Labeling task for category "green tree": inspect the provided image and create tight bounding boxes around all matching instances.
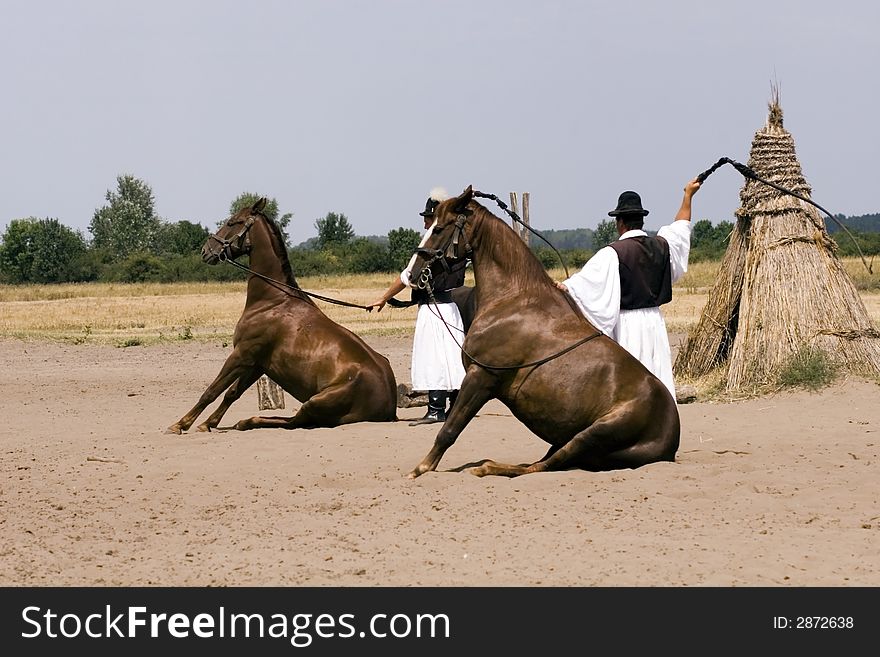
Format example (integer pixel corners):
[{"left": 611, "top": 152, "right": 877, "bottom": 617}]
[
  {"left": 345, "top": 237, "right": 392, "bottom": 273},
  {"left": 0, "top": 217, "right": 87, "bottom": 283},
  {"left": 593, "top": 218, "right": 618, "bottom": 250},
  {"left": 156, "top": 220, "right": 210, "bottom": 256},
  {"left": 835, "top": 231, "right": 880, "bottom": 258},
  {"left": 315, "top": 212, "right": 355, "bottom": 250},
  {"left": 715, "top": 221, "right": 734, "bottom": 239},
  {"left": 227, "top": 192, "right": 292, "bottom": 246},
  {"left": 690, "top": 219, "right": 733, "bottom": 261},
  {"left": 89, "top": 174, "right": 163, "bottom": 260},
  {"left": 691, "top": 219, "right": 715, "bottom": 247},
  {"left": 106, "top": 252, "right": 166, "bottom": 283},
  {"left": 387, "top": 227, "right": 421, "bottom": 271},
  {"left": 289, "top": 247, "right": 342, "bottom": 276},
  {"left": 0, "top": 219, "right": 37, "bottom": 283}
]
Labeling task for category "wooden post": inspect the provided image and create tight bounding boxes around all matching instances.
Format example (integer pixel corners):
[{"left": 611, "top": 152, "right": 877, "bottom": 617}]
[
  {"left": 509, "top": 192, "right": 521, "bottom": 241},
  {"left": 256, "top": 375, "right": 285, "bottom": 410},
  {"left": 509, "top": 191, "right": 530, "bottom": 245},
  {"left": 396, "top": 383, "right": 428, "bottom": 408}
]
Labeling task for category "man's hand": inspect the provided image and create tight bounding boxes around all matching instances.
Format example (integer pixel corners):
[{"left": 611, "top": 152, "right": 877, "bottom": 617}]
[
  {"left": 366, "top": 299, "right": 387, "bottom": 313},
  {"left": 555, "top": 282, "right": 568, "bottom": 293}
]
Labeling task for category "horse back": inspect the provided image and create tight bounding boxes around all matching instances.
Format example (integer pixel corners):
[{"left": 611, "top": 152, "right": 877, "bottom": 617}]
[
  {"left": 234, "top": 297, "right": 397, "bottom": 406},
  {"left": 466, "top": 297, "right": 678, "bottom": 442}
]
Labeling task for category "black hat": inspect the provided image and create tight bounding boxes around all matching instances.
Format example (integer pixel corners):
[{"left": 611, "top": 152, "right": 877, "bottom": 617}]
[
  {"left": 419, "top": 198, "right": 440, "bottom": 218},
  {"left": 608, "top": 191, "right": 649, "bottom": 217}
]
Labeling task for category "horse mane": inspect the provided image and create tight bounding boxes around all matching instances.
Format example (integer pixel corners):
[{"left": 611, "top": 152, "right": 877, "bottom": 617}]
[
  {"left": 251, "top": 211, "right": 317, "bottom": 306},
  {"left": 256, "top": 212, "right": 299, "bottom": 287},
  {"left": 470, "top": 201, "right": 555, "bottom": 290}
]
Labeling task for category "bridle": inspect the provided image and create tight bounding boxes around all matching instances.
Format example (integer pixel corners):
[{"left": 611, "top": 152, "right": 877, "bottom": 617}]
[
  {"left": 414, "top": 212, "right": 472, "bottom": 290},
  {"left": 205, "top": 215, "right": 256, "bottom": 262},
  {"left": 413, "top": 207, "right": 602, "bottom": 372},
  {"left": 206, "top": 212, "right": 373, "bottom": 310}
]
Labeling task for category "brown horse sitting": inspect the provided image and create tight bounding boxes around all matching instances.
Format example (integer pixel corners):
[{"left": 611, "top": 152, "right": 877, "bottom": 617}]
[
  {"left": 406, "top": 186, "right": 680, "bottom": 478},
  {"left": 166, "top": 198, "right": 397, "bottom": 434}
]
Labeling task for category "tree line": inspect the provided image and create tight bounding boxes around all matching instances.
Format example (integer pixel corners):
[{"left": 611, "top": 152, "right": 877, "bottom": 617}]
[
  {"left": 2, "top": 174, "right": 878, "bottom": 285},
  {"left": 0, "top": 175, "right": 425, "bottom": 284}
]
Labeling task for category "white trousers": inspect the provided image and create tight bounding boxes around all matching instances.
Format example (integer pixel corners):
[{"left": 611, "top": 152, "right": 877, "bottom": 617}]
[
  {"left": 410, "top": 302, "right": 467, "bottom": 392},
  {"left": 613, "top": 307, "right": 676, "bottom": 398}
]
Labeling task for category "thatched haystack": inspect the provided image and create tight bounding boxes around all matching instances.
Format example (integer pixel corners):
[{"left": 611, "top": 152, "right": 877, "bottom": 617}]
[{"left": 674, "top": 97, "right": 880, "bottom": 390}]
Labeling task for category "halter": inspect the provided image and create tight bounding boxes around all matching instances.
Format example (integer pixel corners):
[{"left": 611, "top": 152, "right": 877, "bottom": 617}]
[{"left": 205, "top": 215, "right": 256, "bottom": 262}]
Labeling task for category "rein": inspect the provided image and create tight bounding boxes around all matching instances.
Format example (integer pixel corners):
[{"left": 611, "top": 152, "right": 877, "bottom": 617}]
[
  {"left": 206, "top": 216, "right": 372, "bottom": 310},
  {"left": 697, "top": 157, "right": 873, "bottom": 274},
  {"left": 215, "top": 256, "right": 373, "bottom": 309}
]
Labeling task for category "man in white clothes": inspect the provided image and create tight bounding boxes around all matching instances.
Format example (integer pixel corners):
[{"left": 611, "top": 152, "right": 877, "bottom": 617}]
[
  {"left": 557, "top": 179, "right": 701, "bottom": 398},
  {"left": 368, "top": 188, "right": 467, "bottom": 425}
]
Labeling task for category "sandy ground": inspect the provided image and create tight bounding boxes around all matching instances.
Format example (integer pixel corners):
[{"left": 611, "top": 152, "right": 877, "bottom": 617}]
[{"left": 1, "top": 335, "right": 878, "bottom": 587}]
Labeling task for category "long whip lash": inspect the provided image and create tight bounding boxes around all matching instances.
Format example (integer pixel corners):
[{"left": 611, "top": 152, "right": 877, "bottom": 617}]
[{"left": 696, "top": 157, "right": 872, "bottom": 274}]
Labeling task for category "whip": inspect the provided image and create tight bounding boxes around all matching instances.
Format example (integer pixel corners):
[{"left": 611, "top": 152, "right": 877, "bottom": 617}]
[{"left": 695, "top": 157, "right": 872, "bottom": 273}]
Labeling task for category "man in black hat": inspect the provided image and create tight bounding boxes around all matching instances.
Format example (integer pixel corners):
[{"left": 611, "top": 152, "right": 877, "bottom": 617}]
[
  {"left": 368, "top": 188, "right": 467, "bottom": 425},
  {"left": 556, "top": 178, "right": 701, "bottom": 399}
]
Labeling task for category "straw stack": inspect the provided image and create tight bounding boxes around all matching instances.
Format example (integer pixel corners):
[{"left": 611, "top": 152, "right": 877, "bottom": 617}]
[{"left": 674, "top": 96, "right": 880, "bottom": 390}]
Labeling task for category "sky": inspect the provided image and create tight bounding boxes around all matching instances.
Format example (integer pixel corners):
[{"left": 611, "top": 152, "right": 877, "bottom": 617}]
[{"left": 2, "top": 0, "right": 878, "bottom": 245}]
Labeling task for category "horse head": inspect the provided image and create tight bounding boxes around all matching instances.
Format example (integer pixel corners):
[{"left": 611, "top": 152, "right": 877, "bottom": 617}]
[
  {"left": 410, "top": 185, "right": 475, "bottom": 291},
  {"left": 202, "top": 197, "right": 267, "bottom": 264}
]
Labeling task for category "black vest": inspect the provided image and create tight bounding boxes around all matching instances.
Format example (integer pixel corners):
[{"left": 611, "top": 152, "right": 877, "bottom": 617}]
[
  {"left": 609, "top": 236, "right": 673, "bottom": 309},
  {"left": 411, "top": 259, "right": 467, "bottom": 305}
]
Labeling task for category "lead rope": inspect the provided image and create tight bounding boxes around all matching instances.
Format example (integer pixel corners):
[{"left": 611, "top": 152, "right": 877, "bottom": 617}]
[{"left": 219, "top": 256, "right": 373, "bottom": 309}]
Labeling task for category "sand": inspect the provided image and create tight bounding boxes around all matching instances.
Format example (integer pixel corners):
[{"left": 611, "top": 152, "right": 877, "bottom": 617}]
[{"left": 1, "top": 336, "right": 878, "bottom": 586}]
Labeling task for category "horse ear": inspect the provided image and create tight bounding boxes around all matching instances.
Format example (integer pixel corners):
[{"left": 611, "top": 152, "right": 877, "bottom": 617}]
[
  {"left": 452, "top": 185, "right": 473, "bottom": 213},
  {"left": 252, "top": 197, "right": 267, "bottom": 213}
]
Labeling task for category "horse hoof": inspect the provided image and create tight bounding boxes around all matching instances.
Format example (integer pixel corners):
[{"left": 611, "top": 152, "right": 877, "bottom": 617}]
[
  {"left": 165, "top": 425, "right": 183, "bottom": 435},
  {"left": 195, "top": 424, "right": 211, "bottom": 433},
  {"left": 407, "top": 467, "right": 429, "bottom": 479}
]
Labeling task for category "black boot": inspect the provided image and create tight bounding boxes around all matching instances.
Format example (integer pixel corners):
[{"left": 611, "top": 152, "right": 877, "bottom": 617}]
[
  {"left": 409, "top": 390, "right": 447, "bottom": 426},
  {"left": 447, "top": 389, "right": 459, "bottom": 412}
]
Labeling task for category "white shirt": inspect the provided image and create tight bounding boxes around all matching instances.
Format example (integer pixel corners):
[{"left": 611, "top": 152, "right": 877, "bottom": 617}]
[{"left": 562, "top": 220, "right": 692, "bottom": 397}]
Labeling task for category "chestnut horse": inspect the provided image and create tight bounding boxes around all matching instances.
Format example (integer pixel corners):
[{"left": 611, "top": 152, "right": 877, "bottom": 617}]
[
  {"left": 406, "top": 186, "right": 680, "bottom": 478},
  {"left": 166, "top": 198, "right": 397, "bottom": 434}
]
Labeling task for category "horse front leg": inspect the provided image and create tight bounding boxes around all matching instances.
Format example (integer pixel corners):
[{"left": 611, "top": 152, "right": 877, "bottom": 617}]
[
  {"left": 165, "top": 352, "right": 250, "bottom": 434},
  {"left": 408, "top": 369, "right": 495, "bottom": 479},
  {"left": 196, "top": 367, "right": 263, "bottom": 432}
]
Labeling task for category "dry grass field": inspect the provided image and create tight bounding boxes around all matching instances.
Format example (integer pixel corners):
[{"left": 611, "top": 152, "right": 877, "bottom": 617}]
[{"left": 1, "top": 259, "right": 877, "bottom": 345}]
